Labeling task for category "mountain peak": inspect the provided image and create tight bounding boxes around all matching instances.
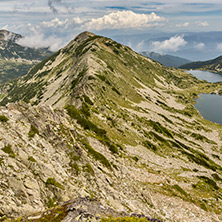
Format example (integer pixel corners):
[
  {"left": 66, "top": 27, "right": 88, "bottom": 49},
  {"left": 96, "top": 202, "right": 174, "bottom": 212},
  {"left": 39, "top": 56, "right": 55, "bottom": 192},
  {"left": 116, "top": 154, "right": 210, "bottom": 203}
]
[
  {"left": 75, "top": 31, "right": 96, "bottom": 40},
  {"left": 0, "top": 29, "right": 22, "bottom": 42}
]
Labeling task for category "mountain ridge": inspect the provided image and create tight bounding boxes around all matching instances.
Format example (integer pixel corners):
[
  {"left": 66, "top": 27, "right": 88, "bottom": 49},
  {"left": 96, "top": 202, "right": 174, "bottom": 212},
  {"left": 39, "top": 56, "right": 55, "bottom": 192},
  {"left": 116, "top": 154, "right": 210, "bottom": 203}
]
[
  {"left": 0, "top": 30, "right": 52, "bottom": 84},
  {"left": 0, "top": 29, "right": 22, "bottom": 42},
  {"left": 141, "top": 51, "right": 191, "bottom": 67},
  {"left": 1, "top": 31, "right": 222, "bottom": 221},
  {"left": 180, "top": 55, "right": 222, "bottom": 73}
]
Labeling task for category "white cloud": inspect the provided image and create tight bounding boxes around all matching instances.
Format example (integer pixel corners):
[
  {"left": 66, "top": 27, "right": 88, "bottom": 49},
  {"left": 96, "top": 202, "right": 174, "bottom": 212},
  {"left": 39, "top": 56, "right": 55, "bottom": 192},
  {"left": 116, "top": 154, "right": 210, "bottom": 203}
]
[
  {"left": 176, "top": 22, "right": 190, "bottom": 27},
  {"left": 135, "top": 40, "right": 145, "bottom": 51},
  {"left": 41, "top": 18, "right": 69, "bottom": 28},
  {"left": 72, "top": 17, "right": 85, "bottom": 25},
  {"left": 10, "top": 16, "right": 87, "bottom": 51},
  {"left": 84, "top": 11, "right": 165, "bottom": 30},
  {"left": 16, "top": 34, "right": 63, "bottom": 51},
  {"left": 194, "top": 42, "right": 205, "bottom": 50},
  {"left": 151, "top": 35, "right": 187, "bottom": 53},
  {"left": 217, "top": 43, "right": 222, "bottom": 51},
  {"left": 39, "top": 17, "right": 85, "bottom": 30},
  {"left": 196, "top": 21, "right": 209, "bottom": 27}
]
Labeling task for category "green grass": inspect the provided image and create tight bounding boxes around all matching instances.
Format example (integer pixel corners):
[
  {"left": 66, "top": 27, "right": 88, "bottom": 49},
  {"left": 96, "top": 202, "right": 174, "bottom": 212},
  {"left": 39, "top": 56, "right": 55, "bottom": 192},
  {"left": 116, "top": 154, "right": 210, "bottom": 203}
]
[
  {"left": 66, "top": 105, "right": 119, "bottom": 154},
  {"left": 21, "top": 205, "right": 68, "bottom": 222},
  {"left": 83, "top": 95, "right": 94, "bottom": 105},
  {"left": 191, "top": 132, "right": 216, "bottom": 144},
  {"left": 66, "top": 105, "right": 106, "bottom": 135},
  {"left": 81, "top": 102, "right": 91, "bottom": 117},
  {"left": 148, "top": 120, "right": 173, "bottom": 138},
  {"left": 70, "top": 68, "right": 87, "bottom": 89},
  {"left": 28, "top": 50, "right": 60, "bottom": 76},
  {"left": 197, "top": 176, "right": 219, "bottom": 190},
  {"left": 75, "top": 35, "right": 101, "bottom": 56},
  {"left": 2, "top": 144, "right": 15, "bottom": 158},
  {"left": 47, "top": 197, "right": 57, "bottom": 208},
  {"left": 28, "top": 124, "right": 39, "bottom": 138},
  {"left": 181, "top": 149, "right": 219, "bottom": 172},
  {"left": 83, "top": 163, "right": 95, "bottom": 176},
  {"left": 101, "top": 217, "right": 149, "bottom": 222},
  {"left": 0, "top": 59, "right": 33, "bottom": 84},
  {"left": 96, "top": 73, "right": 112, "bottom": 86},
  {"left": 28, "top": 156, "right": 36, "bottom": 162},
  {"left": 45, "top": 178, "right": 64, "bottom": 190},
  {"left": 82, "top": 141, "right": 111, "bottom": 169},
  {"left": 0, "top": 115, "right": 9, "bottom": 122},
  {"left": 143, "top": 140, "right": 158, "bottom": 151},
  {"left": 172, "top": 184, "right": 188, "bottom": 196},
  {"left": 70, "top": 162, "right": 80, "bottom": 175},
  {"left": 112, "top": 86, "right": 121, "bottom": 95}
]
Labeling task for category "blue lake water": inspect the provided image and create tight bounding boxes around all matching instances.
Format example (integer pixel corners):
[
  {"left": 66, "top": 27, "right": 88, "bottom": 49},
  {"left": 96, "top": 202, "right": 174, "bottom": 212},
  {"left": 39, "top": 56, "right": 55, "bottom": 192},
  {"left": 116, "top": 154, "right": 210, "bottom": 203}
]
[
  {"left": 194, "top": 94, "right": 222, "bottom": 124},
  {"left": 187, "top": 70, "right": 222, "bottom": 83},
  {"left": 187, "top": 70, "right": 222, "bottom": 124}
]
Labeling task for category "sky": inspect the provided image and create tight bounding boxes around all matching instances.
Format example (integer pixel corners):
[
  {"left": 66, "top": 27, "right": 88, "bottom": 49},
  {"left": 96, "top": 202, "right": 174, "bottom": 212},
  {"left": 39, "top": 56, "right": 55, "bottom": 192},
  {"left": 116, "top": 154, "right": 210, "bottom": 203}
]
[{"left": 1, "top": 0, "right": 222, "bottom": 56}]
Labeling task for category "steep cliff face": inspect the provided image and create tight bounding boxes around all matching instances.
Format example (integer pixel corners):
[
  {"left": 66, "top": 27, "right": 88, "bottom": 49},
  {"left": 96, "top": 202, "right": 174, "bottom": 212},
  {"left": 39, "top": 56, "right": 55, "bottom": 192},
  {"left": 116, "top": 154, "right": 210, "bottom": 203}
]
[{"left": 1, "top": 32, "right": 222, "bottom": 222}]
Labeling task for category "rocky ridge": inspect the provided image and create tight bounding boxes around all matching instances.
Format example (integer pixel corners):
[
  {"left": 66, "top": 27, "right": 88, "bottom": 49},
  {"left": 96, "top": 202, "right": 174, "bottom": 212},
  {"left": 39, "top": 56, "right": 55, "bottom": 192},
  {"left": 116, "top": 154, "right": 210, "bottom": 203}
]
[{"left": 1, "top": 32, "right": 222, "bottom": 221}]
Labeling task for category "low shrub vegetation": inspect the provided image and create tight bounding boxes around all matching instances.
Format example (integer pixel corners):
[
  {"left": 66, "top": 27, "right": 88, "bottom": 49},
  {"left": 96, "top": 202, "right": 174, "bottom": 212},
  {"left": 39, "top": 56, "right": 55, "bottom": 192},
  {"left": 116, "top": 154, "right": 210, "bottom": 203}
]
[
  {"left": 46, "top": 178, "right": 64, "bottom": 190},
  {"left": 0, "top": 115, "right": 9, "bottom": 122}
]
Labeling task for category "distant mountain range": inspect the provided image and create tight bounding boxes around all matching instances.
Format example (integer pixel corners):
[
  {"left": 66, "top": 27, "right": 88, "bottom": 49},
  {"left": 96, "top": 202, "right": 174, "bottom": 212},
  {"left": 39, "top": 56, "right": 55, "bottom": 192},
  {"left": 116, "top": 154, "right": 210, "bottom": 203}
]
[
  {"left": 180, "top": 55, "right": 222, "bottom": 73},
  {"left": 113, "top": 31, "right": 222, "bottom": 61},
  {"left": 141, "top": 51, "right": 191, "bottom": 67},
  {"left": 0, "top": 30, "right": 52, "bottom": 84}
]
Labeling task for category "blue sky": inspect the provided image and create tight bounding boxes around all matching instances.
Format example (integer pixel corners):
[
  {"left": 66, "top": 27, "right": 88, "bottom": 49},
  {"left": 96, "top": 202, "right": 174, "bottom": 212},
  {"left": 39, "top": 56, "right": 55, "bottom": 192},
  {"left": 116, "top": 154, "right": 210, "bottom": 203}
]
[{"left": 1, "top": 0, "right": 222, "bottom": 53}]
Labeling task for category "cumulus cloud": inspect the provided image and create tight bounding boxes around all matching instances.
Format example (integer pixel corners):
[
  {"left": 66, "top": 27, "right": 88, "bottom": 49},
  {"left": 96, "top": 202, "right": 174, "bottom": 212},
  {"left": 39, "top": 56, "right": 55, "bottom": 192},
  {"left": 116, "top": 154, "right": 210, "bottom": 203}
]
[
  {"left": 84, "top": 11, "right": 165, "bottom": 30},
  {"left": 194, "top": 42, "right": 205, "bottom": 50},
  {"left": 151, "top": 35, "right": 187, "bottom": 53},
  {"left": 196, "top": 21, "right": 209, "bottom": 27},
  {"left": 217, "top": 43, "right": 222, "bottom": 51},
  {"left": 135, "top": 40, "right": 145, "bottom": 51},
  {"left": 39, "top": 17, "right": 85, "bottom": 30},
  {"left": 16, "top": 33, "right": 63, "bottom": 51},
  {"left": 41, "top": 18, "right": 69, "bottom": 28},
  {"left": 12, "top": 16, "right": 86, "bottom": 51},
  {"left": 176, "top": 22, "right": 189, "bottom": 27}
]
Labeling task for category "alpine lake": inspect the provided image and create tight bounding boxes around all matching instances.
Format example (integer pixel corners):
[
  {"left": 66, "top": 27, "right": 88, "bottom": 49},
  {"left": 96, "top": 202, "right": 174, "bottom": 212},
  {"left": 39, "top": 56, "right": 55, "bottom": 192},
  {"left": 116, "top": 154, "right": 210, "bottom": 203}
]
[{"left": 187, "top": 70, "right": 222, "bottom": 124}]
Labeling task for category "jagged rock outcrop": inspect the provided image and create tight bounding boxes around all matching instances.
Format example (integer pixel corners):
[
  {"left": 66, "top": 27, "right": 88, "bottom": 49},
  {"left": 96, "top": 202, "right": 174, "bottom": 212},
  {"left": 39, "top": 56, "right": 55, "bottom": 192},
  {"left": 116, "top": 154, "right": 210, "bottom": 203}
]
[{"left": 1, "top": 32, "right": 222, "bottom": 222}]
